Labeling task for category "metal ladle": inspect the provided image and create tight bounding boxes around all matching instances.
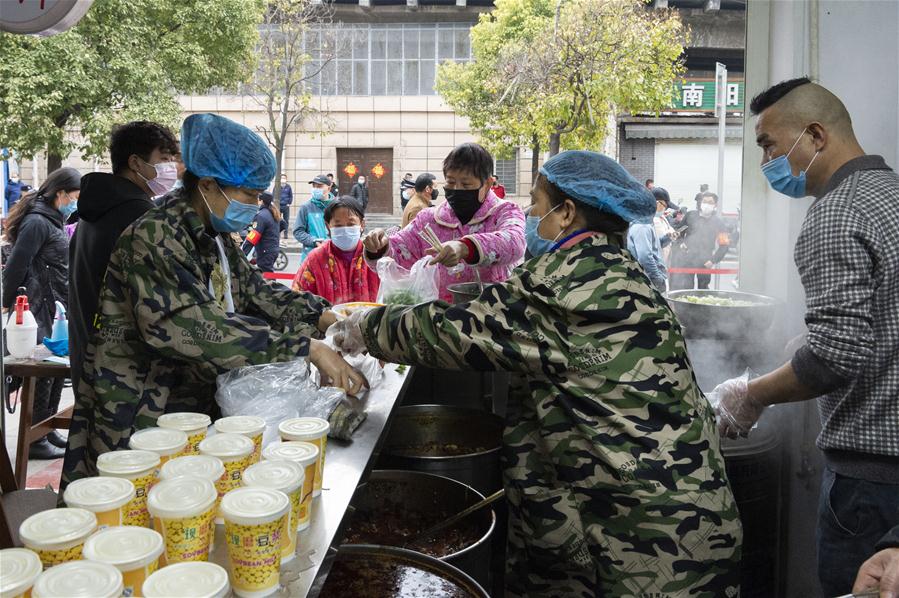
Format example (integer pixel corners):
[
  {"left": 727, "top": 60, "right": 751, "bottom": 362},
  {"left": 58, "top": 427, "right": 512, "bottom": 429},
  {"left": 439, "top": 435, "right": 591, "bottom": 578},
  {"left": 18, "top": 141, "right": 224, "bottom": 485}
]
[{"left": 403, "top": 488, "right": 505, "bottom": 549}]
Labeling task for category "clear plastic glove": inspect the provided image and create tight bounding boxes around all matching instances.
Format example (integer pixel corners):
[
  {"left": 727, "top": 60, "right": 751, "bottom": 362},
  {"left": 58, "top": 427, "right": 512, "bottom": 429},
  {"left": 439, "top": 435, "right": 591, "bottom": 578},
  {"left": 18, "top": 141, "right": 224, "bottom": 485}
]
[
  {"left": 309, "top": 339, "right": 367, "bottom": 395},
  {"left": 328, "top": 309, "right": 368, "bottom": 356},
  {"left": 712, "top": 376, "right": 766, "bottom": 439}
]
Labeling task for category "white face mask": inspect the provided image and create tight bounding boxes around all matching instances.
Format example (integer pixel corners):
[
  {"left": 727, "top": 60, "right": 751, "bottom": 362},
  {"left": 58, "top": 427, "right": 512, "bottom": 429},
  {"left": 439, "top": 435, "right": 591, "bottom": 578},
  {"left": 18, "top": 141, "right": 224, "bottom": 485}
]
[
  {"left": 331, "top": 225, "right": 362, "bottom": 251},
  {"left": 700, "top": 203, "right": 715, "bottom": 216}
]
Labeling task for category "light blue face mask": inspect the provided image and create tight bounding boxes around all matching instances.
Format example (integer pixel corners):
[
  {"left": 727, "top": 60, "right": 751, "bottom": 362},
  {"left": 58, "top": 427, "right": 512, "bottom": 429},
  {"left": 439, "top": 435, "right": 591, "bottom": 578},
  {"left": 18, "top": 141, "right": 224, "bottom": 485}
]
[
  {"left": 200, "top": 182, "right": 258, "bottom": 233},
  {"left": 761, "top": 128, "right": 820, "bottom": 198},
  {"left": 59, "top": 195, "right": 78, "bottom": 219},
  {"left": 525, "top": 204, "right": 562, "bottom": 257}
]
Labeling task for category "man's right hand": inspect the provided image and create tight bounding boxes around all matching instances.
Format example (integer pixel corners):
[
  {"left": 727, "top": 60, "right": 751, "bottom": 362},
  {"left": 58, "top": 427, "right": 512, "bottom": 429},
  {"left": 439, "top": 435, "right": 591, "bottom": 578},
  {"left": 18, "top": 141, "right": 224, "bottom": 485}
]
[
  {"left": 363, "top": 229, "right": 389, "bottom": 255},
  {"left": 854, "top": 548, "right": 899, "bottom": 598}
]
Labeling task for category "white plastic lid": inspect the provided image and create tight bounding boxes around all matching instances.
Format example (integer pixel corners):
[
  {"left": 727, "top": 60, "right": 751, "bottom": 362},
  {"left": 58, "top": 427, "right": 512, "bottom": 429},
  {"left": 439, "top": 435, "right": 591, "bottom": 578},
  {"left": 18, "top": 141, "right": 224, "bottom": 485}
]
[
  {"left": 19, "top": 508, "right": 97, "bottom": 549},
  {"left": 241, "top": 460, "right": 304, "bottom": 494},
  {"left": 157, "top": 412, "right": 212, "bottom": 433},
  {"left": 213, "top": 415, "right": 265, "bottom": 436},
  {"left": 147, "top": 477, "right": 217, "bottom": 520},
  {"left": 160, "top": 455, "right": 225, "bottom": 483},
  {"left": 83, "top": 526, "right": 164, "bottom": 571},
  {"left": 198, "top": 433, "right": 254, "bottom": 459},
  {"left": 96, "top": 450, "right": 160, "bottom": 477},
  {"left": 142, "top": 562, "right": 230, "bottom": 598},
  {"left": 129, "top": 428, "right": 188, "bottom": 456},
  {"left": 220, "top": 487, "right": 289, "bottom": 526},
  {"left": 0, "top": 548, "right": 42, "bottom": 598},
  {"left": 32, "top": 560, "right": 124, "bottom": 598},
  {"left": 262, "top": 441, "right": 319, "bottom": 467},
  {"left": 278, "top": 417, "right": 330, "bottom": 441},
  {"left": 64, "top": 477, "right": 136, "bottom": 512}
]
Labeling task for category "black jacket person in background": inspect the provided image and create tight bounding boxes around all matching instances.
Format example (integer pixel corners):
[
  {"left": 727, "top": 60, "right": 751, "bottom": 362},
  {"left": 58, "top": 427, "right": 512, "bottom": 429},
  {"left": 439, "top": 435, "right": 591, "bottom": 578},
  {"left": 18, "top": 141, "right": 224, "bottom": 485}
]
[{"left": 669, "top": 191, "right": 730, "bottom": 290}]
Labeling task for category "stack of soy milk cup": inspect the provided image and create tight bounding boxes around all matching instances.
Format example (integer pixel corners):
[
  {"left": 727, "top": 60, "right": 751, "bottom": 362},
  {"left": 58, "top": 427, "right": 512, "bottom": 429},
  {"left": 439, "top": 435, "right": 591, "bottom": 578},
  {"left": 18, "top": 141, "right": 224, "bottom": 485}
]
[{"left": 0, "top": 414, "right": 331, "bottom": 598}]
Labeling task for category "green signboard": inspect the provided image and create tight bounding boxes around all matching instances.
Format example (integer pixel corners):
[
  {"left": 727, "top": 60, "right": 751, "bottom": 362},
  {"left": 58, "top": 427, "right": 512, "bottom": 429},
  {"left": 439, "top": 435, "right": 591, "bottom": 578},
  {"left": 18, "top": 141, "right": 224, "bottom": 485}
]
[{"left": 670, "top": 79, "right": 745, "bottom": 113}]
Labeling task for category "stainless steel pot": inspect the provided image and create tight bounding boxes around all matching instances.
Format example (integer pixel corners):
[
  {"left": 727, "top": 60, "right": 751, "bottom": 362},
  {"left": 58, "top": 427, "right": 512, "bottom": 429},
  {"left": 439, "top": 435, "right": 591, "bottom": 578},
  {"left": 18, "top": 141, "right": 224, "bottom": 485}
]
[
  {"left": 447, "top": 282, "right": 482, "bottom": 304},
  {"left": 376, "top": 405, "right": 504, "bottom": 495},
  {"left": 319, "top": 544, "right": 490, "bottom": 598},
  {"left": 665, "top": 289, "right": 781, "bottom": 339},
  {"left": 344, "top": 470, "right": 496, "bottom": 588}
]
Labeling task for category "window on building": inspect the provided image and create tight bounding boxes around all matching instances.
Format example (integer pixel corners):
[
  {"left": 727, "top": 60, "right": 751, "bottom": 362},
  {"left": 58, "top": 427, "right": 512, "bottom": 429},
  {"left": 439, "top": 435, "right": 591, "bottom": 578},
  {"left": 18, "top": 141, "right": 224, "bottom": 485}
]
[
  {"left": 494, "top": 151, "right": 518, "bottom": 195},
  {"left": 301, "top": 23, "right": 473, "bottom": 96}
]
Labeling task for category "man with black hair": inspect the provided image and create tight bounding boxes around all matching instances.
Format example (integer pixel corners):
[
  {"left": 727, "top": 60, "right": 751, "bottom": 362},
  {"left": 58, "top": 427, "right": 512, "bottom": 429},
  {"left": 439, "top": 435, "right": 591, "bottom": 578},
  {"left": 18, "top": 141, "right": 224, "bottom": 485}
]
[
  {"left": 401, "top": 172, "right": 437, "bottom": 227},
  {"left": 645, "top": 178, "right": 654, "bottom": 190},
  {"left": 327, "top": 173, "right": 339, "bottom": 197},
  {"left": 669, "top": 191, "right": 729, "bottom": 290},
  {"left": 278, "top": 173, "right": 293, "bottom": 239},
  {"left": 714, "top": 77, "right": 899, "bottom": 596},
  {"left": 399, "top": 172, "right": 415, "bottom": 209},
  {"left": 68, "top": 121, "right": 179, "bottom": 408}
]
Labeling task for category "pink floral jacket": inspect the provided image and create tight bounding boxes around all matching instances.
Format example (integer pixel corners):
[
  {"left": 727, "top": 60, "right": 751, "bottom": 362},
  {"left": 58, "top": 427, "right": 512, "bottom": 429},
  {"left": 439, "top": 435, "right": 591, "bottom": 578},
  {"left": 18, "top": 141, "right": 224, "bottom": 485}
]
[{"left": 370, "top": 191, "right": 526, "bottom": 302}]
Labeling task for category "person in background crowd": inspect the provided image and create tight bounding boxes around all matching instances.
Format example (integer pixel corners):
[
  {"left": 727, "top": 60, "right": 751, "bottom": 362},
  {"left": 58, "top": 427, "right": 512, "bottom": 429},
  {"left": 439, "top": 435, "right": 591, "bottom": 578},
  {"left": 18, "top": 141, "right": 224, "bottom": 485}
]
[
  {"left": 351, "top": 175, "right": 369, "bottom": 212},
  {"left": 854, "top": 524, "right": 899, "bottom": 597},
  {"left": 400, "top": 172, "right": 415, "bottom": 209},
  {"left": 334, "top": 150, "right": 741, "bottom": 598},
  {"left": 278, "top": 173, "right": 293, "bottom": 239},
  {"left": 490, "top": 174, "right": 506, "bottom": 199},
  {"left": 669, "top": 191, "right": 729, "bottom": 290},
  {"left": 645, "top": 178, "right": 654, "bottom": 189},
  {"left": 62, "top": 113, "right": 364, "bottom": 489},
  {"left": 293, "top": 196, "right": 379, "bottom": 304},
  {"left": 626, "top": 211, "right": 667, "bottom": 292},
  {"left": 401, "top": 172, "right": 437, "bottom": 228},
  {"left": 5, "top": 170, "right": 25, "bottom": 212},
  {"left": 363, "top": 143, "right": 525, "bottom": 302},
  {"left": 244, "top": 192, "right": 281, "bottom": 273},
  {"left": 327, "top": 173, "right": 339, "bottom": 197},
  {"left": 69, "top": 121, "right": 179, "bottom": 419},
  {"left": 652, "top": 187, "right": 678, "bottom": 263},
  {"left": 293, "top": 174, "right": 334, "bottom": 263},
  {"left": 2, "top": 168, "right": 81, "bottom": 459},
  {"left": 694, "top": 182, "right": 709, "bottom": 209},
  {"left": 713, "top": 78, "right": 899, "bottom": 597}
]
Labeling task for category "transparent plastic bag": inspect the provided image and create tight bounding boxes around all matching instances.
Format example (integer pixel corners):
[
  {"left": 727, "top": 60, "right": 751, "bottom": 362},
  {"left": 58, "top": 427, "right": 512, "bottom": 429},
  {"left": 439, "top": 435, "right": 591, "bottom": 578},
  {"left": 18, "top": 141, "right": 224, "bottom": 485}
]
[{"left": 376, "top": 257, "right": 439, "bottom": 306}]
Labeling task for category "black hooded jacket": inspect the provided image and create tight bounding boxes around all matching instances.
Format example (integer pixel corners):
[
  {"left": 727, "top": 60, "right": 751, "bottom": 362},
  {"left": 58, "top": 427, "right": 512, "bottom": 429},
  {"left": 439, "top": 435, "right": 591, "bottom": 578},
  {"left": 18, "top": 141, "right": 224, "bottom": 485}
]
[{"left": 68, "top": 173, "right": 152, "bottom": 386}]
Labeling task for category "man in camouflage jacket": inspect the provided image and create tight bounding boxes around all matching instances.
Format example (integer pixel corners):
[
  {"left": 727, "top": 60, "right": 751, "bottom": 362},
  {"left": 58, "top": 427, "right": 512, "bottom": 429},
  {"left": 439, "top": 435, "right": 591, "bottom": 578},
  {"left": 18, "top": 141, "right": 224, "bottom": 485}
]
[{"left": 345, "top": 234, "right": 743, "bottom": 597}]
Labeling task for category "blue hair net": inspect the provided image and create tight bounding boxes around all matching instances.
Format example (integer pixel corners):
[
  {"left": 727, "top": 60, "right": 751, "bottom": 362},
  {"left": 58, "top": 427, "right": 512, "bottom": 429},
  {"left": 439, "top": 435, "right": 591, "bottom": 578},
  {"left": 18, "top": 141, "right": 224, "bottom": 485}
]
[
  {"left": 539, "top": 151, "right": 656, "bottom": 223},
  {"left": 181, "top": 113, "right": 276, "bottom": 190}
]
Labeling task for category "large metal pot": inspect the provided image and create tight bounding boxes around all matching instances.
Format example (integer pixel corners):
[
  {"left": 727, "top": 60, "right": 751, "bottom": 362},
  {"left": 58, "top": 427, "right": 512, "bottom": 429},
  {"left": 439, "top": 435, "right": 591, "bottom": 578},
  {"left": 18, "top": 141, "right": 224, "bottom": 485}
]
[
  {"left": 319, "top": 544, "right": 490, "bottom": 598},
  {"left": 665, "top": 289, "right": 780, "bottom": 339},
  {"left": 447, "top": 282, "right": 482, "bottom": 304},
  {"left": 343, "top": 470, "right": 496, "bottom": 588},
  {"left": 376, "top": 405, "right": 503, "bottom": 495}
]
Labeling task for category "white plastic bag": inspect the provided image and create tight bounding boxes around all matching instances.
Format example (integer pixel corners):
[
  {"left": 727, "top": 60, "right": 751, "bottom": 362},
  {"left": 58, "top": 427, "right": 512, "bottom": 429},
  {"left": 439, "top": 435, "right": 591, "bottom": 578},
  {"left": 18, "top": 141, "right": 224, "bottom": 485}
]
[{"left": 376, "top": 257, "right": 439, "bottom": 305}]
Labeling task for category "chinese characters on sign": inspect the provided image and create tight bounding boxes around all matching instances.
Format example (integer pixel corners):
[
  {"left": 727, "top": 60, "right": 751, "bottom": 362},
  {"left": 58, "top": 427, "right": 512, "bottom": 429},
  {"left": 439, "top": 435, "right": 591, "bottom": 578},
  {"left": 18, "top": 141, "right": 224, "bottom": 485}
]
[{"left": 673, "top": 80, "right": 744, "bottom": 112}]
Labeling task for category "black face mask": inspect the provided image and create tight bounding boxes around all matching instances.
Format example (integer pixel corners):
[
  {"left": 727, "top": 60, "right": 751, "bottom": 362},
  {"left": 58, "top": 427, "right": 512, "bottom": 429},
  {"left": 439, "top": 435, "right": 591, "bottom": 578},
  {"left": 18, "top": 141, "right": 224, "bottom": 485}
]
[
  {"left": 431, "top": 188, "right": 439, "bottom": 201},
  {"left": 445, "top": 188, "right": 481, "bottom": 225}
]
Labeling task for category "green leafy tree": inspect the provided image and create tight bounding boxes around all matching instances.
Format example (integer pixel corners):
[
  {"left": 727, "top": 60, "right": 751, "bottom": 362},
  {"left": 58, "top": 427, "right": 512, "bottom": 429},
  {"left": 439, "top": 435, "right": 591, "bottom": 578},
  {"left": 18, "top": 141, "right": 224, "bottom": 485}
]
[
  {"left": 0, "top": 0, "right": 265, "bottom": 171},
  {"left": 437, "top": 0, "right": 687, "bottom": 176}
]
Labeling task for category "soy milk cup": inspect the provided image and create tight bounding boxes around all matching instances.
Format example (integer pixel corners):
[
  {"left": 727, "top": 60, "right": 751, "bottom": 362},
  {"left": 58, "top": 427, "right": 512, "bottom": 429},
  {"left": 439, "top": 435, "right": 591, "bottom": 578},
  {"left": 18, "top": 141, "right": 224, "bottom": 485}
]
[
  {"left": 96, "top": 450, "right": 161, "bottom": 527},
  {"left": 31, "top": 561, "right": 123, "bottom": 598},
  {"left": 0, "top": 548, "right": 42, "bottom": 598},
  {"left": 221, "top": 487, "right": 289, "bottom": 598},
  {"left": 213, "top": 416, "right": 265, "bottom": 464},
  {"left": 278, "top": 418, "right": 329, "bottom": 496},
  {"left": 241, "top": 460, "right": 304, "bottom": 564},
  {"left": 19, "top": 508, "right": 97, "bottom": 569},
  {"left": 142, "top": 562, "right": 230, "bottom": 598},
  {"left": 83, "top": 526, "right": 164, "bottom": 597},
  {"left": 157, "top": 412, "right": 212, "bottom": 455},
  {"left": 160, "top": 455, "right": 226, "bottom": 542},
  {"left": 262, "top": 441, "right": 318, "bottom": 530},
  {"left": 147, "top": 477, "right": 217, "bottom": 565},
  {"left": 63, "top": 476, "right": 135, "bottom": 529},
  {"left": 129, "top": 428, "right": 188, "bottom": 468}
]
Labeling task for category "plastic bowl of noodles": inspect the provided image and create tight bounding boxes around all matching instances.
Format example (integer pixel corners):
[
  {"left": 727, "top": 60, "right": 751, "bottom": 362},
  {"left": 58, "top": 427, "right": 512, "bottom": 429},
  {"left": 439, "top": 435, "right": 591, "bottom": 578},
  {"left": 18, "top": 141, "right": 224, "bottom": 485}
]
[{"left": 332, "top": 302, "right": 385, "bottom": 320}]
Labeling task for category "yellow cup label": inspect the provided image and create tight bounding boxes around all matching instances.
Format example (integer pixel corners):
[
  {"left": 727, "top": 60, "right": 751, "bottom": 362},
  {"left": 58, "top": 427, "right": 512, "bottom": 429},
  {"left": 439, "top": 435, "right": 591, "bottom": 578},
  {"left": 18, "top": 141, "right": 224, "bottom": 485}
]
[
  {"left": 249, "top": 433, "right": 263, "bottom": 465},
  {"left": 182, "top": 431, "right": 207, "bottom": 456},
  {"left": 282, "top": 488, "right": 301, "bottom": 558},
  {"left": 95, "top": 506, "right": 125, "bottom": 530},
  {"left": 298, "top": 463, "right": 315, "bottom": 527},
  {"left": 123, "top": 472, "right": 156, "bottom": 527},
  {"left": 225, "top": 516, "right": 286, "bottom": 594},
  {"left": 121, "top": 559, "right": 159, "bottom": 597},
  {"left": 216, "top": 455, "right": 252, "bottom": 501},
  {"left": 153, "top": 507, "right": 215, "bottom": 565},
  {"left": 35, "top": 543, "right": 83, "bottom": 569}
]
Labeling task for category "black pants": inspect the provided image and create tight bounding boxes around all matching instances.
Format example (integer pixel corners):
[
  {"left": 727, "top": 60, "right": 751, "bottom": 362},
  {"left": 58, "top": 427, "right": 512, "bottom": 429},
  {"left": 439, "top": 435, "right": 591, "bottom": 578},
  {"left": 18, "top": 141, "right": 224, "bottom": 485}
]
[
  {"left": 280, "top": 206, "right": 290, "bottom": 234},
  {"left": 668, "top": 272, "right": 711, "bottom": 290}
]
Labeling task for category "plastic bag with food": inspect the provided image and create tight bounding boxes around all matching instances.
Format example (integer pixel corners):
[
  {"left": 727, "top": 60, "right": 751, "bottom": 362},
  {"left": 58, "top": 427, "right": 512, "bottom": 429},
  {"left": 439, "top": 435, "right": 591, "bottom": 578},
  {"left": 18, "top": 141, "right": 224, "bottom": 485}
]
[{"left": 376, "top": 257, "right": 439, "bottom": 306}]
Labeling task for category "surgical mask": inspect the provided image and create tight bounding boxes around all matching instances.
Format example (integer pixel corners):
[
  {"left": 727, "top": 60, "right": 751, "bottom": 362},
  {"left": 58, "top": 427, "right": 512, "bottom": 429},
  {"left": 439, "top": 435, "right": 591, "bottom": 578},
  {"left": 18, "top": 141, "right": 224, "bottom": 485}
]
[
  {"left": 525, "top": 204, "right": 561, "bottom": 257},
  {"left": 311, "top": 188, "right": 325, "bottom": 201},
  {"left": 431, "top": 188, "right": 439, "bottom": 201},
  {"left": 59, "top": 194, "right": 78, "bottom": 219},
  {"left": 137, "top": 159, "right": 179, "bottom": 196},
  {"left": 445, "top": 188, "right": 482, "bottom": 225},
  {"left": 200, "top": 182, "right": 258, "bottom": 233},
  {"left": 700, "top": 203, "right": 715, "bottom": 216},
  {"left": 761, "top": 128, "right": 820, "bottom": 198},
  {"left": 331, "top": 225, "right": 361, "bottom": 251}
]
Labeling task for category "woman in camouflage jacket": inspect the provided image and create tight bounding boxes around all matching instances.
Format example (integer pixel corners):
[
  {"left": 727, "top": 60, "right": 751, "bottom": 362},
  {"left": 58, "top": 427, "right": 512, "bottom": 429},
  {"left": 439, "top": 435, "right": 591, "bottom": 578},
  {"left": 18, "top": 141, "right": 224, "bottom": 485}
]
[{"left": 333, "top": 151, "right": 742, "bottom": 597}]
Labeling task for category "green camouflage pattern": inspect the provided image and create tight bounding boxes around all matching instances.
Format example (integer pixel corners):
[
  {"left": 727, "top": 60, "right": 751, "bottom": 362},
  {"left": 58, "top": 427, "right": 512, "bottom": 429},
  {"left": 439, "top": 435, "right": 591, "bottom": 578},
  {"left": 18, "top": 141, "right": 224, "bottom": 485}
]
[
  {"left": 361, "top": 234, "right": 742, "bottom": 597},
  {"left": 62, "top": 193, "right": 329, "bottom": 490}
]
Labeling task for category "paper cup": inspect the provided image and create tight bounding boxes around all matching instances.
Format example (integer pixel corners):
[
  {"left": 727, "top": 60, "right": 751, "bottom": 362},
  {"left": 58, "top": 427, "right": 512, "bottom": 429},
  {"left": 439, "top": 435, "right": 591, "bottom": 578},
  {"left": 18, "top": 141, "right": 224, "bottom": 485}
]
[
  {"left": 213, "top": 416, "right": 265, "bottom": 464},
  {"left": 241, "top": 460, "right": 304, "bottom": 564},
  {"left": 142, "top": 562, "right": 230, "bottom": 598},
  {"left": 199, "top": 434, "right": 255, "bottom": 524},
  {"left": 129, "top": 428, "right": 189, "bottom": 468},
  {"left": 19, "top": 508, "right": 97, "bottom": 569},
  {"left": 160, "top": 455, "right": 226, "bottom": 547},
  {"left": 157, "top": 412, "right": 212, "bottom": 456},
  {"left": 147, "top": 477, "right": 217, "bottom": 566},
  {"left": 83, "top": 526, "right": 164, "bottom": 597},
  {"left": 0, "top": 548, "right": 42, "bottom": 598},
  {"left": 97, "top": 450, "right": 161, "bottom": 528},
  {"left": 278, "top": 418, "right": 329, "bottom": 497},
  {"left": 261, "top": 441, "right": 318, "bottom": 531},
  {"left": 63, "top": 476, "right": 135, "bottom": 530},
  {"left": 221, "top": 487, "right": 289, "bottom": 598},
  {"left": 32, "top": 560, "right": 123, "bottom": 598}
]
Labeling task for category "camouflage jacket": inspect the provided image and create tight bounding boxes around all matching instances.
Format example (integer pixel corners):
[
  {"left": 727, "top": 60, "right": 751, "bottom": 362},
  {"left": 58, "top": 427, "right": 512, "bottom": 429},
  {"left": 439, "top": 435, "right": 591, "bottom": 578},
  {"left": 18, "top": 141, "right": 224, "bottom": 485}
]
[
  {"left": 62, "top": 193, "right": 328, "bottom": 488},
  {"left": 361, "top": 233, "right": 742, "bottom": 597}
]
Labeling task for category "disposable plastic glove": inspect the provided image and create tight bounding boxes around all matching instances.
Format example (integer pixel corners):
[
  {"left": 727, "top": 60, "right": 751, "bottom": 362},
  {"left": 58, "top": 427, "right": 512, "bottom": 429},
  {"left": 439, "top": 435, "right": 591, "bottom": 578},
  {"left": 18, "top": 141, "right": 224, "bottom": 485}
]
[
  {"left": 713, "top": 376, "right": 766, "bottom": 438},
  {"left": 328, "top": 310, "right": 369, "bottom": 356}
]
